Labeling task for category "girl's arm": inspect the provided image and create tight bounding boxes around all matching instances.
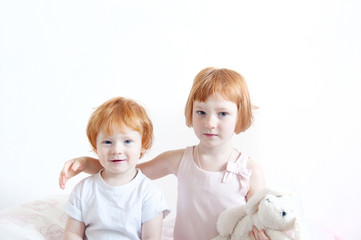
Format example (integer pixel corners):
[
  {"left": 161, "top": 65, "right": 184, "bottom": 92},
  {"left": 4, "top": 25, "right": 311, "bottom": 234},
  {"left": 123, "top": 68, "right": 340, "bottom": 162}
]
[
  {"left": 246, "top": 159, "right": 269, "bottom": 240},
  {"left": 59, "top": 156, "right": 102, "bottom": 189},
  {"left": 246, "top": 158, "right": 265, "bottom": 201},
  {"left": 64, "top": 216, "right": 85, "bottom": 240},
  {"left": 59, "top": 149, "right": 185, "bottom": 188},
  {"left": 137, "top": 149, "right": 184, "bottom": 180},
  {"left": 141, "top": 213, "right": 163, "bottom": 240}
]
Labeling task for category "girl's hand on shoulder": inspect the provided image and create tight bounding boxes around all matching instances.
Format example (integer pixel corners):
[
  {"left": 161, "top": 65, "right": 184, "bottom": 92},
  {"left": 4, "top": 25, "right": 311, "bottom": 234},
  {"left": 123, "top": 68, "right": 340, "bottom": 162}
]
[
  {"left": 249, "top": 226, "right": 269, "bottom": 240},
  {"left": 59, "top": 157, "right": 87, "bottom": 189}
]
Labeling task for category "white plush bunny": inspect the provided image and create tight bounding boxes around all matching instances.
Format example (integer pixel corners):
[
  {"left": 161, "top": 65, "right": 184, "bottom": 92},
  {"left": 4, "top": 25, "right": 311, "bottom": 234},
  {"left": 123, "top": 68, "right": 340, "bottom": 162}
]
[{"left": 212, "top": 188, "right": 304, "bottom": 240}]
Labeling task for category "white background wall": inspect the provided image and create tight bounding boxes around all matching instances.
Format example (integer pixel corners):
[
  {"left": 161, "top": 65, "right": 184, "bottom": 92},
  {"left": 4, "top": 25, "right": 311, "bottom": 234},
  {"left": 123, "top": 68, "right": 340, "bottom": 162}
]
[{"left": 1, "top": 0, "right": 360, "bottom": 239}]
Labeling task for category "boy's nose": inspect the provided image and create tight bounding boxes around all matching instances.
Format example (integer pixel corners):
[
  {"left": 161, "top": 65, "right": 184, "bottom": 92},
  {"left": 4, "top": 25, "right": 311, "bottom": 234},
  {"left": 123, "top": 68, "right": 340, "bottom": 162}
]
[{"left": 111, "top": 144, "right": 123, "bottom": 155}]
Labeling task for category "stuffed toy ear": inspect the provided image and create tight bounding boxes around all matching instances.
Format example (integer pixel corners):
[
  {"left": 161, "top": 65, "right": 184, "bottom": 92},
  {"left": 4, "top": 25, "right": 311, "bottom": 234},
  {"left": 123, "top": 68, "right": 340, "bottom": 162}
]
[{"left": 246, "top": 188, "right": 286, "bottom": 215}]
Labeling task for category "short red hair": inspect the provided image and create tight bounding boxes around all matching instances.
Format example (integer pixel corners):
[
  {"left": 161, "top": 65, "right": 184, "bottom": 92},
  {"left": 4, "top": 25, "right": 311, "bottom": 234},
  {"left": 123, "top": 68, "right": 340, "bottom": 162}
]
[
  {"left": 86, "top": 97, "right": 153, "bottom": 158},
  {"left": 185, "top": 67, "right": 253, "bottom": 134}
]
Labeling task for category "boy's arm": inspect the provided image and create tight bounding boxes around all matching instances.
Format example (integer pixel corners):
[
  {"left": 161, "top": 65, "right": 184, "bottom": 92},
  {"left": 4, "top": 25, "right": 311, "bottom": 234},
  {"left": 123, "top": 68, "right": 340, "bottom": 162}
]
[
  {"left": 141, "top": 213, "right": 163, "bottom": 240},
  {"left": 64, "top": 216, "right": 85, "bottom": 240},
  {"left": 59, "top": 156, "right": 102, "bottom": 189}
]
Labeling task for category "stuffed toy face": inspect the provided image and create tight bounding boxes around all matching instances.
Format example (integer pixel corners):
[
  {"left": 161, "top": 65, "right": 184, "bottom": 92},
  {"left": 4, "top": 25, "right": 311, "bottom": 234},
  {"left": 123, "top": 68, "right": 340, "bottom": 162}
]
[{"left": 258, "top": 194, "right": 297, "bottom": 231}]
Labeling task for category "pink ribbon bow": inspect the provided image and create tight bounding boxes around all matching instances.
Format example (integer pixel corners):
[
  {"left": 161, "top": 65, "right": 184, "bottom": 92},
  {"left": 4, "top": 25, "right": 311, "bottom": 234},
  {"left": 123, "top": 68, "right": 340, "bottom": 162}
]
[{"left": 223, "top": 161, "right": 252, "bottom": 195}]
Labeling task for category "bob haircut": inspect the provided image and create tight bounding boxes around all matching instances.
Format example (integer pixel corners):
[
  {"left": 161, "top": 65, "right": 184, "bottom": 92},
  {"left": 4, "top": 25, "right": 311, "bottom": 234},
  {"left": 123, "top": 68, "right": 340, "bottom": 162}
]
[
  {"left": 185, "top": 67, "right": 253, "bottom": 134},
  {"left": 86, "top": 97, "right": 153, "bottom": 158}
]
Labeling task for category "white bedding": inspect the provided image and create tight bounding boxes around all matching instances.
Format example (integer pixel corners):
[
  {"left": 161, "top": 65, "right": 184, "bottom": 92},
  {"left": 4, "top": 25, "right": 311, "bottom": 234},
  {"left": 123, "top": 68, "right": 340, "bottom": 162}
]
[
  {"left": 0, "top": 195, "right": 340, "bottom": 240},
  {"left": 0, "top": 195, "right": 174, "bottom": 240},
  {"left": 0, "top": 195, "right": 68, "bottom": 240}
]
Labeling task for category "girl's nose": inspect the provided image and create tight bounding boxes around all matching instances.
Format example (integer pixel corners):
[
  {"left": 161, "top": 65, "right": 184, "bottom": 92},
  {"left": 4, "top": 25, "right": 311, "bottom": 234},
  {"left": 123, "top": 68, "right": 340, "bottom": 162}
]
[{"left": 205, "top": 116, "right": 217, "bottom": 129}]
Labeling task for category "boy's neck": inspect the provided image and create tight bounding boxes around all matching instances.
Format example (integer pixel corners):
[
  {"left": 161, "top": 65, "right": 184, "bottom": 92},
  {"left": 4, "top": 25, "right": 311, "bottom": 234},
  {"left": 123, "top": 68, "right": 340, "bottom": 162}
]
[{"left": 100, "top": 168, "right": 138, "bottom": 186}]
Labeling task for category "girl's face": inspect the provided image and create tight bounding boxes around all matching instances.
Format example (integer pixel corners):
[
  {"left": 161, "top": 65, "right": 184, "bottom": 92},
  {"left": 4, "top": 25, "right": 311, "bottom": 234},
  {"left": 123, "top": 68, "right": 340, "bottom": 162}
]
[
  {"left": 96, "top": 126, "right": 143, "bottom": 180},
  {"left": 192, "top": 95, "right": 238, "bottom": 148}
]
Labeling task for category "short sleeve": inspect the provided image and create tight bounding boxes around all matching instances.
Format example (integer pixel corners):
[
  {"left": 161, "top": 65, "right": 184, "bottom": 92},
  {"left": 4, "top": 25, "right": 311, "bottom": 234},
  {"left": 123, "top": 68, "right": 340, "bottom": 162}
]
[
  {"left": 141, "top": 182, "right": 170, "bottom": 223},
  {"left": 63, "top": 181, "right": 84, "bottom": 222}
]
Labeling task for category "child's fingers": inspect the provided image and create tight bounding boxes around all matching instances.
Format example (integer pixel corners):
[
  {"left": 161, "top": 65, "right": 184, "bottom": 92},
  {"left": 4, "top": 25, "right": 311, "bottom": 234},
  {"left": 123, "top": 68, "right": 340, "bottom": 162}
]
[
  {"left": 249, "top": 230, "right": 256, "bottom": 240},
  {"left": 63, "top": 159, "right": 75, "bottom": 177},
  {"left": 59, "top": 175, "right": 67, "bottom": 189},
  {"left": 59, "top": 172, "right": 66, "bottom": 189},
  {"left": 58, "top": 159, "right": 76, "bottom": 189},
  {"left": 71, "top": 159, "right": 81, "bottom": 172},
  {"left": 259, "top": 230, "right": 269, "bottom": 240},
  {"left": 251, "top": 226, "right": 269, "bottom": 240}
]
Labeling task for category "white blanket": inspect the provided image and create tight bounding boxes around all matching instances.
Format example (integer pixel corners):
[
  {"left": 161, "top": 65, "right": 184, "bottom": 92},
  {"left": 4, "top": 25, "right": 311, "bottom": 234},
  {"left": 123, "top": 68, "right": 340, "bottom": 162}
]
[
  {"left": 0, "top": 195, "right": 174, "bottom": 240},
  {"left": 0, "top": 195, "right": 340, "bottom": 240}
]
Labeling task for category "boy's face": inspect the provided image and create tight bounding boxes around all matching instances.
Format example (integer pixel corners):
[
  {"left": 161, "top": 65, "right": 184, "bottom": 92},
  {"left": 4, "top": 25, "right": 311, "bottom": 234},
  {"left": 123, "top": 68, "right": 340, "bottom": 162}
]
[{"left": 96, "top": 126, "right": 143, "bottom": 180}]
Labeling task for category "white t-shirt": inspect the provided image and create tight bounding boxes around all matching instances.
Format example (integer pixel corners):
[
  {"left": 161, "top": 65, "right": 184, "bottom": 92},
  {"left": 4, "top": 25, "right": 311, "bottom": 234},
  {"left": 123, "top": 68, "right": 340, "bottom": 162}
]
[{"left": 64, "top": 169, "right": 170, "bottom": 240}]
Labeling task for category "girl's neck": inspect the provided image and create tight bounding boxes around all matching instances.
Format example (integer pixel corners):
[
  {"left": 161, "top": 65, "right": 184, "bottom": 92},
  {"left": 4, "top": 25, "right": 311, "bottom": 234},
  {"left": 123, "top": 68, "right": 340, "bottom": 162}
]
[
  {"left": 101, "top": 169, "right": 137, "bottom": 186},
  {"left": 197, "top": 141, "right": 234, "bottom": 157},
  {"left": 195, "top": 143, "right": 237, "bottom": 172}
]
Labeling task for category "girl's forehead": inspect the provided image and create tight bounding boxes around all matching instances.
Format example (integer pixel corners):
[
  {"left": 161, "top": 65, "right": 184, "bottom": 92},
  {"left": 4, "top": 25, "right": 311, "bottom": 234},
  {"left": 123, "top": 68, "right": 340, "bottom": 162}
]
[
  {"left": 194, "top": 95, "right": 237, "bottom": 109},
  {"left": 196, "top": 94, "right": 233, "bottom": 103},
  {"left": 197, "top": 92, "right": 231, "bottom": 101}
]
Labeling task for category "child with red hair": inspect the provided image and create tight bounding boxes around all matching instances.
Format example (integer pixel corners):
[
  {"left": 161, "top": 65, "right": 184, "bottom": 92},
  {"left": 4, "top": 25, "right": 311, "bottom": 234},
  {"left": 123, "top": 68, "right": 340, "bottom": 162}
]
[
  {"left": 63, "top": 97, "right": 170, "bottom": 240},
  {"left": 61, "top": 68, "right": 267, "bottom": 240}
]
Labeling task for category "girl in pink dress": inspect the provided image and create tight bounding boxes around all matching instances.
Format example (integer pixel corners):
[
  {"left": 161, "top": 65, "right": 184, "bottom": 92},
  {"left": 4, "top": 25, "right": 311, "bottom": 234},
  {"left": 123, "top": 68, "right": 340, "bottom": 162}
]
[{"left": 59, "top": 67, "right": 268, "bottom": 240}]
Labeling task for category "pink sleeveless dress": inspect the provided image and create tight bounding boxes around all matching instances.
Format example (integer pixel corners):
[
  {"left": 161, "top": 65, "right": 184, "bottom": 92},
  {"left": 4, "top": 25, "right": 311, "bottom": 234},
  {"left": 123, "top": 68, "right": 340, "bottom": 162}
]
[{"left": 173, "top": 146, "right": 252, "bottom": 240}]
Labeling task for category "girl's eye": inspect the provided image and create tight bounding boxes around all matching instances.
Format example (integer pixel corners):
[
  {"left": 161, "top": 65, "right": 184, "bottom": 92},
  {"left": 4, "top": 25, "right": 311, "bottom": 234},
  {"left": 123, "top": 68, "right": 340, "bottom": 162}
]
[
  {"left": 196, "top": 110, "right": 206, "bottom": 116},
  {"left": 104, "top": 140, "right": 112, "bottom": 144},
  {"left": 218, "top": 112, "right": 228, "bottom": 117},
  {"left": 124, "top": 140, "right": 132, "bottom": 144}
]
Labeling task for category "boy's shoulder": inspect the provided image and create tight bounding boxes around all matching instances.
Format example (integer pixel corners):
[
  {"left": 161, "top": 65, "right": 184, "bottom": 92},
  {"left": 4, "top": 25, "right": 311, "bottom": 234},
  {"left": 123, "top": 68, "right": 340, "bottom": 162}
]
[
  {"left": 136, "top": 169, "right": 163, "bottom": 194},
  {"left": 71, "top": 171, "right": 100, "bottom": 191},
  {"left": 136, "top": 169, "right": 157, "bottom": 186}
]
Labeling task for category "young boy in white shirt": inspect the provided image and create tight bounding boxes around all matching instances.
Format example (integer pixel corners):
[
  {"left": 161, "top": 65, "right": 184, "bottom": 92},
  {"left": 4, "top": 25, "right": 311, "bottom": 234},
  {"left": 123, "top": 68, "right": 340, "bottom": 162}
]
[{"left": 64, "top": 96, "right": 170, "bottom": 240}]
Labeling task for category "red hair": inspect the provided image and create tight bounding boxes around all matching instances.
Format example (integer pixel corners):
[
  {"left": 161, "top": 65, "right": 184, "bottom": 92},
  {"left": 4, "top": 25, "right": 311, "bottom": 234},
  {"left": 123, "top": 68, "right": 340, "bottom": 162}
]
[
  {"left": 86, "top": 97, "right": 153, "bottom": 158},
  {"left": 185, "top": 67, "right": 253, "bottom": 133}
]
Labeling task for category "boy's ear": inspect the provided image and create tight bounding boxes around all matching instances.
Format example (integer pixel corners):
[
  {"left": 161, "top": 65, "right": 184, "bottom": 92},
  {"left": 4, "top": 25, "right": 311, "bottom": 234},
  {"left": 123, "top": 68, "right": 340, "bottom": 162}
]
[{"left": 139, "top": 147, "right": 146, "bottom": 158}]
